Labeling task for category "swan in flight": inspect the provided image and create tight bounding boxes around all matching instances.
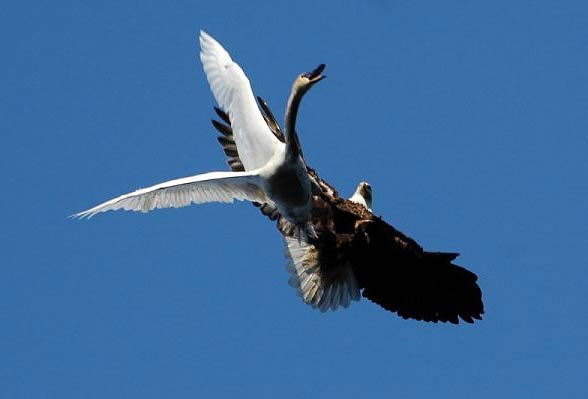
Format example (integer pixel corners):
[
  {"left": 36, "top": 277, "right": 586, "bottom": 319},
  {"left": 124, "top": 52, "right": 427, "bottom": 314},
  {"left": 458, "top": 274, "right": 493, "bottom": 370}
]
[
  {"left": 199, "top": 31, "right": 327, "bottom": 237},
  {"left": 211, "top": 96, "right": 484, "bottom": 323},
  {"left": 73, "top": 36, "right": 325, "bottom": 238}
]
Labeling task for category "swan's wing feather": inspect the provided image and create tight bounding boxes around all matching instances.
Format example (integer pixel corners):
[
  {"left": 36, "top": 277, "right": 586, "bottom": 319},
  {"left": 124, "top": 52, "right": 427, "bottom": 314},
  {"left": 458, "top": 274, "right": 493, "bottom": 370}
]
[
  {"left": 73, "top": 170, "right": 267, "bottom": 219},
  {"left": 199, "top": 30, "right": 280, "bottom": 170}
]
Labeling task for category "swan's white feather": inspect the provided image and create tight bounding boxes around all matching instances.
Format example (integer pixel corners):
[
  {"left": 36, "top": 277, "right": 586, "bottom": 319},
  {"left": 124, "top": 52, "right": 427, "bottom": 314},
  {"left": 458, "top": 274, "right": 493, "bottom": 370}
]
[
  {"left": 73, "top": 170, "right": 268, "bottom": 219},
  {"left": 199, "top": 30, "right": 281, "bottom": 170}
]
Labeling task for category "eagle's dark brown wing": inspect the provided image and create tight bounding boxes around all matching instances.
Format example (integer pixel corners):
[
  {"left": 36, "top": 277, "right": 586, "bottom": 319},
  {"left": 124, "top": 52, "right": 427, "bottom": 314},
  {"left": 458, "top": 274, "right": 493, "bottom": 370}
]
[
  {"left": 289, "top": 193, "right": 484, "bottom": 323},
  {"left": 351, "top": 216, "right": 484, "bottom": 323}
]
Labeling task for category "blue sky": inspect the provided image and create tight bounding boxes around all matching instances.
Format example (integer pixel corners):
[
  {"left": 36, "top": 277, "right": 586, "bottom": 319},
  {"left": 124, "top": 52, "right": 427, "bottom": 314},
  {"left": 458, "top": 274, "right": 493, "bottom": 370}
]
[{"left": 2, "top": 1, "right": 587, "bottom": 397}]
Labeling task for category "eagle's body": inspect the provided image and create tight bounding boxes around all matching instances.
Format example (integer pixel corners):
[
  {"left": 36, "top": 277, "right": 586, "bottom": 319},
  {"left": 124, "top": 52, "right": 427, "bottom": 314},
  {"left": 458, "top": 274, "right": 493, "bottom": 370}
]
[{"left": 213, "top": 101, "right": 484, "bottom": 324}]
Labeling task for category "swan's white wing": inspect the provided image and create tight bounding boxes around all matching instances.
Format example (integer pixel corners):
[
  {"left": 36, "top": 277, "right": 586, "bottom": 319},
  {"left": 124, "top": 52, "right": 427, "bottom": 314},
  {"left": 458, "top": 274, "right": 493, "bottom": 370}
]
[
  {"left": 73, "top": 170, "right": 268, "bottom": 219},
  {"left": 199, "top": 30, "right": 281, "bottom": 171}
]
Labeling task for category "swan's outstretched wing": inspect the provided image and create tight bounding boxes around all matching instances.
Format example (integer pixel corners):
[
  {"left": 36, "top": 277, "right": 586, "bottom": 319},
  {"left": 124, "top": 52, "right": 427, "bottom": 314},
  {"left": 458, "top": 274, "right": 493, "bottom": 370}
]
[
  {"left": 73, "top": 170, "right": 268, "bottom": 219},
  {"left": 199, "top": 30, "right": 281, "bottom": 170}
]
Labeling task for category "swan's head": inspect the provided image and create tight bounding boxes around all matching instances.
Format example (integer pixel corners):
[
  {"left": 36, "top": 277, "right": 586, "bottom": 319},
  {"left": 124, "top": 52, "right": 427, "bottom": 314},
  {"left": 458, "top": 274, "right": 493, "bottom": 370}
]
[
  {"left": 294, "top": 64, "right": 326, "bottom": 93},
  {"left": 350, "top": 181, "right": 373, "bottom": 212}
]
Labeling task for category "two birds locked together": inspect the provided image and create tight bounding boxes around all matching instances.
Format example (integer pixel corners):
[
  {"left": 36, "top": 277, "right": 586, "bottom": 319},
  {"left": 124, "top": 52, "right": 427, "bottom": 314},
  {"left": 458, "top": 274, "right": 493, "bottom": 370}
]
[{"left": 75, "top": 31, "right": 484, "bottom": 324}]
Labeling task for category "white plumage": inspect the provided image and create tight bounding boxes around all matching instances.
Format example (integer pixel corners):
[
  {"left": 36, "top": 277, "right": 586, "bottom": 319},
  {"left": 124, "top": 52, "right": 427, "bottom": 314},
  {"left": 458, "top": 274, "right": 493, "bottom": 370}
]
[{"left": 349, "top": 181, "right": 372, "bottom": 212}]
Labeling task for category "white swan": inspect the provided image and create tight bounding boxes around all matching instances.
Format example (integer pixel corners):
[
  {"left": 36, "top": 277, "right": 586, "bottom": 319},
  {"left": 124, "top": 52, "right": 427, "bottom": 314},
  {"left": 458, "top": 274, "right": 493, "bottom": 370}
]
[
  {"left": 73, "top": 34, "right": 325, "bottom": 234},
  {"left": 199, "top": 31, "right": 325, "bottom": 236}
]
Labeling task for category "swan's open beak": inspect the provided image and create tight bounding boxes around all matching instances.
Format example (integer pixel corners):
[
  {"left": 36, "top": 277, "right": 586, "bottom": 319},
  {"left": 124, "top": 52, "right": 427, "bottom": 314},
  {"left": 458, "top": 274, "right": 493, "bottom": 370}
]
[{"left": 303, "top": 64, "right": 326, "bottom": 84}]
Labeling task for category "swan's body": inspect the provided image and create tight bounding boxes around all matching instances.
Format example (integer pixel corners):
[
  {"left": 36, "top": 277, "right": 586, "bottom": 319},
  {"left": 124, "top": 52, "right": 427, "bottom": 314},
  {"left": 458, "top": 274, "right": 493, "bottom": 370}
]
[{"left": 74, "top": 32, "right": 325, "bottom": 237}]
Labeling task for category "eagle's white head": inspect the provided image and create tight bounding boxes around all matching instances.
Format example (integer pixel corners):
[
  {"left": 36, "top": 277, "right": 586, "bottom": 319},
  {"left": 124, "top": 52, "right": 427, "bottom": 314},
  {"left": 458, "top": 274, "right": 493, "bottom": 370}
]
[{"left": 349, "top": 181, "right": 372, "bottom": 212}]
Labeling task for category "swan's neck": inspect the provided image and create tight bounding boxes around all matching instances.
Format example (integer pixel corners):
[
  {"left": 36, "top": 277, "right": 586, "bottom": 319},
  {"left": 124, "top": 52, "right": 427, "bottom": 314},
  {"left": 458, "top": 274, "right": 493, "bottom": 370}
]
[{"left": 284, "top": 86, "right": 305, "bottom": 163}]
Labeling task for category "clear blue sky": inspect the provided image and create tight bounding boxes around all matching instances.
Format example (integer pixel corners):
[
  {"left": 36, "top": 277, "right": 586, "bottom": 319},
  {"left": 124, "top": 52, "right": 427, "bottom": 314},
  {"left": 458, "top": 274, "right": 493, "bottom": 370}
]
[{"left": 2, "top": 1, "right": 587, "bottom": 397}]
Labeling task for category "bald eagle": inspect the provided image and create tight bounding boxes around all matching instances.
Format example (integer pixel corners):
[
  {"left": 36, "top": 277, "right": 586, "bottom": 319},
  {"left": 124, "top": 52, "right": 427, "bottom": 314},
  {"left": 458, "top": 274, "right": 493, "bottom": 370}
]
[{"left": 212, "top": 97, "right": 484, "bottom": 324}]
